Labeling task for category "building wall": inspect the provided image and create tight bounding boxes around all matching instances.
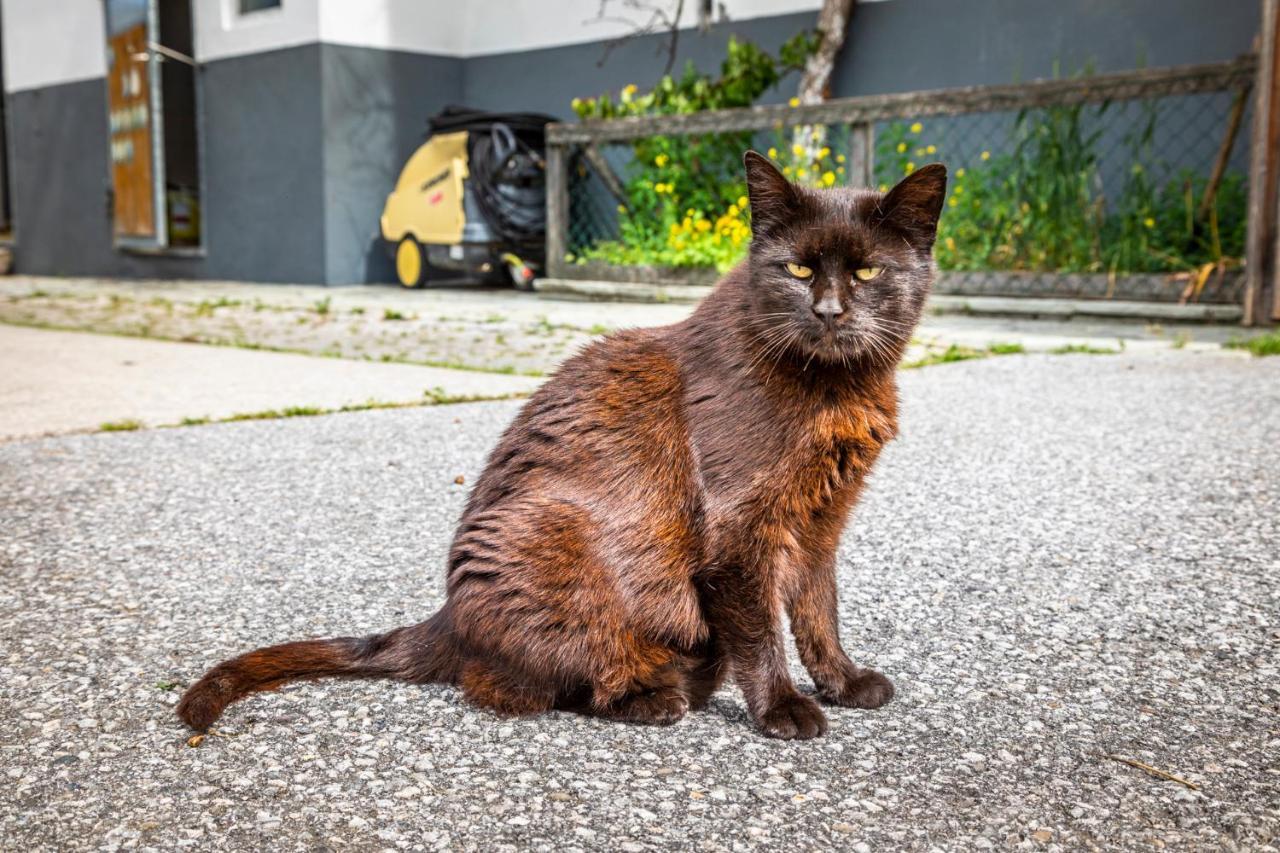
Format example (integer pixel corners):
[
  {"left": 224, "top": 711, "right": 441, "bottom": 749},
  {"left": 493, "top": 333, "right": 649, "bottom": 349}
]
[{"left": 0, "top": 0, "right": 1263, "bottom": 285}]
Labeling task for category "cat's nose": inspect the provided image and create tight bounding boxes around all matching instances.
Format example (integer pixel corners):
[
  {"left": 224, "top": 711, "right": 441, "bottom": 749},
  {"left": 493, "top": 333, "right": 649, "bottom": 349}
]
[{"left": 812, "top": 291, "right": 844, "bottom": 321}]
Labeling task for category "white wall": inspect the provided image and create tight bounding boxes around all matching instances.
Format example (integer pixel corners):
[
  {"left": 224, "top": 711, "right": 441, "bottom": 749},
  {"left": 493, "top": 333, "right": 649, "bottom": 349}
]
[
  {"left": 194, "top": 0, "right": 320, "bottom": 63},
  {"left": 319, "top": 0, "right": 836, "bottom": 57},
  {"left": 1, "top": 0, "right": 107, "bottom": 92}
]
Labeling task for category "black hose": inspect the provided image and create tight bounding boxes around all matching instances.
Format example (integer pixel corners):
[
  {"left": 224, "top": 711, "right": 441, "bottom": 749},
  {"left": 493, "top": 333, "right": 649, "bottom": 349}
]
[{"left": 427, "top": 106, "right": 556, "bottom": 248}]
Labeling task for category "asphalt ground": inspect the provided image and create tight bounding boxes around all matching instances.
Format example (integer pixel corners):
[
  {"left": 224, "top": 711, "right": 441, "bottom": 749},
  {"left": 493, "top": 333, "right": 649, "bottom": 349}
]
[{"left": 1, "top": 349, "right": 1277, "bottom": 851}]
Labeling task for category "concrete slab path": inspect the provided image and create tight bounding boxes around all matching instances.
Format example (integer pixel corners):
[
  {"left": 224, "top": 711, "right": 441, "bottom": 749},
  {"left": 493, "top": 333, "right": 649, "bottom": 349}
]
[{"left": 0, "top": 324, "right": 541, "bottom": 441}]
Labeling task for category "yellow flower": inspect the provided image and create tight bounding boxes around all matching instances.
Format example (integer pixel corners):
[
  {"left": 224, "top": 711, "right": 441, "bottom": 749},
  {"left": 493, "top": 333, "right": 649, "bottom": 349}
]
[
  {"left": 792, "top": 144, "right": 805, "bottom": 158},
  {"left": 622, "top": 83, "right": 638, "bottom": 99},
  {"left": 945, "top": 237, "right": 956, "bottom": 251},
  {"left": 948, "top": 197, "right": 958, "bottom": 208},
  {"left": 788, "top": 97, "right": 801, "bottom": 108},
  {"left": 980, "top": 150, "right": 991, "bottom": 161},
  {"left": 956, "top": 168, "right": 966, "bottom": 177},
  {"left": 737, "top": 195, "right": 748, "bottom": 209},
  {"left": 767, "top": 147, "right": 778, "bottom": 160},
  {"left": 954, "top": 185, "right": 963, "bottom": 195},
  {"left": 910, "top": 122, "right": 923, "bottom": 133},
  {"left": 726, "top": 204, "right": 738, "bottom": 217},
  {"left": 836, "top": 166, "right": 845, "bottom": 175},
  {"left": 818, "top": 146, "right": 830, "bottom": 160},
  {"left": 1143, "top": 217, "right": 1156, "bottom": 228},
  {"left": 926, "top": 144, "right": 936, "bottom": 154},
  {"left": 796, "top": 168, "right": 808, "bottom": 180},
  {"left": 904, "top": 162, "right": 915, "bottom": 174},
  {"left": 571, "top": 97, "right": 583, "bottom": 110},
  {"left": 695, "top": 219, "right": 711, "bottom": 232},
  {"left": 896, "top": 142, "right": 907, "bottom": 154},
  {"left": 878, "top": 183, "right": 888, "bottom": 192},
  {"left": 783, "top": 166, "right": 794, "bottom": 176},
  {"left": 655, "top": 153, "right": 669, "bottom": 168},
  {"left": 617, "top": 204, "right": 626, "bottom": 214},
  {"left": 822, "top": 171, "right": 836, "bottom": 187}
]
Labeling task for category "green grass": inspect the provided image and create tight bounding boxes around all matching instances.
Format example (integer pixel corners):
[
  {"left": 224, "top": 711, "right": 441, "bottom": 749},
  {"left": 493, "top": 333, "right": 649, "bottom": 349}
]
[
  {"left": 987, "top": 342, "right": 1026, "bottom": 355},
  {"left": 154, "top": 680, "right": 180, "bottom": 692},
  {"left": 193, "top": 297, "right": 240, "bottom": 317},
  {"left": 1050, "top": 343, "right": 1120, "bottom": 355},
  {"left": 312, "top": 297, "right": 332, "bottom": 316},
  {"left": 383, "top": 308, "right": 411, "bottom": 321},
  {"left": 165, "top": 392, "right": 530, "bottom": 430},
  {"left": 99, "top": 418, "right": 143, "bottom": 432},
  {"left": 1224, "top": 331, "right": 1280, "bottom": 357},
  {"left": 225, "top": 405, "right": 326, "bottom": 422},
  {"left": 902, "top": 344, "right": 988, "bottom": 369}
]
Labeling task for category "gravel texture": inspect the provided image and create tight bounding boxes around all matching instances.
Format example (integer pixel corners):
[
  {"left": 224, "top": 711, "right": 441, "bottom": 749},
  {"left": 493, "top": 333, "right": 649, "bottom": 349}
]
[{"left": 1, "top": 349, "right": 1277, "bottom": 851}]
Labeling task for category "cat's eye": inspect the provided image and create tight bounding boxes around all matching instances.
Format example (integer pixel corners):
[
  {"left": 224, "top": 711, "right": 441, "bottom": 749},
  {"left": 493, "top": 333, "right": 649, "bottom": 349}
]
[
  {"left": 854, "top": 267, "right": 884, "bottom": 282},
  {"left": 785, "top": 262, "right": 813, "bottom": 279}
]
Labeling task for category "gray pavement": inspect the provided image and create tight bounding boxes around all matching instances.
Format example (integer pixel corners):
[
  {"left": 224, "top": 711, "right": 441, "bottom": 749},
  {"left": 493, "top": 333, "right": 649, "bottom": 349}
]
[{"left": 2, "top": 349, "right": 1278, "bottom": 851}]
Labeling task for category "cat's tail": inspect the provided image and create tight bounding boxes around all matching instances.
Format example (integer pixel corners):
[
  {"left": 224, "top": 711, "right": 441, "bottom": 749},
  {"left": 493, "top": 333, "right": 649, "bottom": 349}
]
[{"left": 176, "top": 607, "right": 460, "bottom": 732}]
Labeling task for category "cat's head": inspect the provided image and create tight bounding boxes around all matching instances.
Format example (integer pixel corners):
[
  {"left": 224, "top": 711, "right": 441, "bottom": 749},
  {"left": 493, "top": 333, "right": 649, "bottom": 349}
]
[{"left": 741, "top": 150, "right": 946, "bottom": 369}]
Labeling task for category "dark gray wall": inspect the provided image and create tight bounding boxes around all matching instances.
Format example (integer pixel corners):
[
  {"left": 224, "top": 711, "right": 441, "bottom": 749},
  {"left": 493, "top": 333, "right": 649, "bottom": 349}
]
[
  {"left": 462, "top": 0, "right": 1260, "bottom": 117},
  {"left": 6, "top": 43, "right": 326, "bottom": 282},
  {"left": 319, "top": 43, "right": 462, "bottom": 284}
]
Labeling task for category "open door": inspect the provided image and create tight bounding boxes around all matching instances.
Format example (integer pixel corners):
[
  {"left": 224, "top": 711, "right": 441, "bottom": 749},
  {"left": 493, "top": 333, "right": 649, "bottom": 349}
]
[{"left": 104, "top": 0, "right": 166, "bottom": 248}]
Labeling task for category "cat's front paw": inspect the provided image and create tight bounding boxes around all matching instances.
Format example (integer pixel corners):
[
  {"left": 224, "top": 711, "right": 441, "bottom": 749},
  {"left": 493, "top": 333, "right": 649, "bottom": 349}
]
[
  {"left": 757, "top": 692, "right": 828, "bottom": 739},
  {"left": 818, "top": 668, "right": 895, "bottom": 709}
]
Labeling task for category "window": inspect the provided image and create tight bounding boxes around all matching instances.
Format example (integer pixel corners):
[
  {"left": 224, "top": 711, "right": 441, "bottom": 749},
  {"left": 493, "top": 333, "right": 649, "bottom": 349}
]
[{"left": 239, "top": 0, "right": 281, "bottom": 14}]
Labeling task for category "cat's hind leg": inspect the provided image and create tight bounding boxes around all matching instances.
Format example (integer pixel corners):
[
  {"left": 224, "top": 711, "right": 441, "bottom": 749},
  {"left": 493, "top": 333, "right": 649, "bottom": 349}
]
[
  {"left": 589, "top": 660, "right": 689, "bottom": 725},
  {"left": 458, "top": 658, "right": 557, "bottom": 717}
]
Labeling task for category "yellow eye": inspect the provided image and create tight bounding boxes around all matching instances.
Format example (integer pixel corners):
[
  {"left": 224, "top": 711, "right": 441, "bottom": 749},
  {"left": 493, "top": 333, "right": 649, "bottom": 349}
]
[
  {"left": 854, "top": 267, "right": 884, "bottom": 282},
  {"left": 785, "top": 262, "right": 813, "bottom": 279}
]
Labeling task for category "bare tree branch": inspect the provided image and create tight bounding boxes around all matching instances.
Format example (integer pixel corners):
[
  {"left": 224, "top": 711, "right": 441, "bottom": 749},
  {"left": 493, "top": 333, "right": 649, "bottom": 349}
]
[{"left": 586, "top": 0, "right": 689, "bottom": 78}]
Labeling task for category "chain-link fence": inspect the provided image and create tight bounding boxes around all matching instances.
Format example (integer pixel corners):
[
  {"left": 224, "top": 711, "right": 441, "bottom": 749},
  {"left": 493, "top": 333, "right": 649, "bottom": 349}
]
[{"left": 545, "top": 57, "right": 1257, "bottom": 304}]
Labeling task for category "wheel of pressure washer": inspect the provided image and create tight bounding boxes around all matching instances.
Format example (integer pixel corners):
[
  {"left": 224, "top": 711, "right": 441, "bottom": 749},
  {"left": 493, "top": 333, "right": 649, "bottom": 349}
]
[{"left": 395, "top": 237, "right": 427, "bottom": 288}]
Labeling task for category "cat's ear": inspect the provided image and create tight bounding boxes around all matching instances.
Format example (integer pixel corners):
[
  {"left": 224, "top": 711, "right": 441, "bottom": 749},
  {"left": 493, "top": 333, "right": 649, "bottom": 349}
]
[
  {"left": 744, "top": 150, "right": 799, "bottom": 236},
  {"left": 874, "top": 163, "right": 948, "bottom": 248}
]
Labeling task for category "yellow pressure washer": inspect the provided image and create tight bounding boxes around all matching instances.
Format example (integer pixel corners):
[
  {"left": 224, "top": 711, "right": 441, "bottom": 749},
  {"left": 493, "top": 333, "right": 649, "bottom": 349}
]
[{"left": 381, "top": 107, "right": 555, "bottom": 289}]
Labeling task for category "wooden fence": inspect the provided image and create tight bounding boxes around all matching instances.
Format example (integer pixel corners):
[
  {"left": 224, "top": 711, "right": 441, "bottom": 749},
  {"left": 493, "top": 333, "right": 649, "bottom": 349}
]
[{"left": 543, "top": 52, "right": 1279, "bottom": 321}]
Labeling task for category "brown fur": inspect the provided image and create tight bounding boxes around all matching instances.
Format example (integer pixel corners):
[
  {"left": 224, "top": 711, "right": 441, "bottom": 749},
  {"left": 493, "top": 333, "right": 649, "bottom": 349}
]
[{"left": 178, "top": 153, "right": 947, "bottom": 739}]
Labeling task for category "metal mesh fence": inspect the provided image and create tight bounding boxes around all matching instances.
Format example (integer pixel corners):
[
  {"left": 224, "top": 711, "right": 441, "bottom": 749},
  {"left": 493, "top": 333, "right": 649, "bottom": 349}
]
[{"left": 550, "top": 61, "right": 1255, "bottom": 303}]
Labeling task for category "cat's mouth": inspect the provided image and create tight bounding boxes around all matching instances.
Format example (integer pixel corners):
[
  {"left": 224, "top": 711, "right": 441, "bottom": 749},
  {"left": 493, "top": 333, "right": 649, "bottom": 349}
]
[{"left": 802, "top": 320, "right": 901, "bottom": 365}]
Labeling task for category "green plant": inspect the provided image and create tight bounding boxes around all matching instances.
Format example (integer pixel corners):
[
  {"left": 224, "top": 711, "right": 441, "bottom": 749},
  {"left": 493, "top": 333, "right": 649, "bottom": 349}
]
[
  {"left": 1225, "top": 331, "right": 1280, "bottom": 357},
  {"left": 99, "top": 419, "right": 143, "bottom": 432},
  {"left": 1050, "top": 343, "right": 1120, "bottom": 355},
  {"left": 573, "top": 33, "right": 817, "bottom": 273},
  {"left": 902, "top": 343, "right": 988, "bottom": 369},
  {"left": 988, "top": 342, "right": 1026, "bottom": 354},
  {"left": 383, "top": 308, "right": 409, "bottom": 321},
  {"left": 313, "top": 297, "right": 332, "bottom": 316}
]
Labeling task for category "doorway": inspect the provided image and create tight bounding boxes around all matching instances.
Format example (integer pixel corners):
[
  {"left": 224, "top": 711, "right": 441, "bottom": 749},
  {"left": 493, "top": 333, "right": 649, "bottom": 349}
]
[{"left": 103, "top": 0, "right": 201, "bottom": 249}]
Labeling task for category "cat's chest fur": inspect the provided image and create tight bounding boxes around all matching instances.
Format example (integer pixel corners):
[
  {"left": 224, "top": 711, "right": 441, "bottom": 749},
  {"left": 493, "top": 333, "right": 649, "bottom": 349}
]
[{"left": 689, "top": 377, "right": 898, "bottom": 533}]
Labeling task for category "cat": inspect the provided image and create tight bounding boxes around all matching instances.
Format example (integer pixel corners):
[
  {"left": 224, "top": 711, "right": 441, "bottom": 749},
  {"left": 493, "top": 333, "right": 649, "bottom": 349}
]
[{"left": 177, "top": 152, "right": 946, "bottom": 740}]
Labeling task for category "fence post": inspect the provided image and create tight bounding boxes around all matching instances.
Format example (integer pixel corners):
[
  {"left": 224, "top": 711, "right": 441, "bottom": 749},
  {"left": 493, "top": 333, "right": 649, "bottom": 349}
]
[
  {"left": 545, "top": 142, "right": 569, "bottom": 280},
  {"left": 1245, "top": 0, "right": 1280, "bottom": 325},
  {"left": 847, "top": 122, "right": 875, "bottom": 189}
]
